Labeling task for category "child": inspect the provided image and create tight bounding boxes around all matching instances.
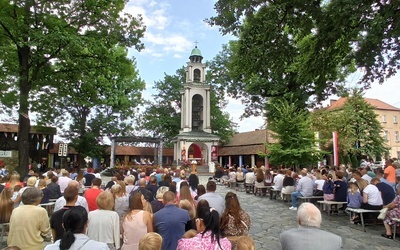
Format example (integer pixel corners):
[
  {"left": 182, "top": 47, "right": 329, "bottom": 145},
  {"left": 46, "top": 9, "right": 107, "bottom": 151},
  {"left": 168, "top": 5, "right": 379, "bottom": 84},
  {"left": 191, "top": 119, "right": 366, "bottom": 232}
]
[
  {"left": 347, "top": 182, "right": 363, "bottom": 223},
  {"left": 323, "top": 174, "right": 335, "bottom": 201},
  {"left": 11, "top": 185, "right": 21, "bottom": 208},
  {"left": 347, "top": 182, "right": 363, "bottom": 208}
]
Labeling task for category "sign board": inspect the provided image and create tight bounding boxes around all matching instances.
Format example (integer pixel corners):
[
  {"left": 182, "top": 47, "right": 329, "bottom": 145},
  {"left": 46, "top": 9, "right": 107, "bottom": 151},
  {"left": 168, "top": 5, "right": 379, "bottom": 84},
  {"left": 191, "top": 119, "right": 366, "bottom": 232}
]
[
  {"left": 0, "top": 151, "right": 12, "bottom": 158},
  {"left": 58, "top": 143, "right": 69, "bottom": 157},
  {"left": 62, "top": 143, "right": 68, "bottom": 157}
]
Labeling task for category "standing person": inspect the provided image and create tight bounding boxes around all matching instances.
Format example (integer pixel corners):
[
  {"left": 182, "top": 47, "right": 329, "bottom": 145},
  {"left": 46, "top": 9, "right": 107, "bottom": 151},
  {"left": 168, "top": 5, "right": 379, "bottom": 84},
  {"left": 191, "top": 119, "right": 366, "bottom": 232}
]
[
  {"left": 280, "top": 203, "right": 342, "bottom": 250},
  {"left": 289, "top": 169, "right": 314, "bottom": 211},
  {"left": 75, "top": 170, "right": 86, "bottom": 193},
  {"left": 197, "top": 181, "right": 225, "bottom": 216},
  {"left": 54, "top": 181, "right": 89, "bottom": 213},
  {"left": 47, "top": 175, "right": 62, "bottom": 200},
  {"left": 133, "top": 178, "right": 154, "bottom": 203},
  {"left": 177, "top": 204, "right": 232, "bottom": 250},
  {"left": 0, "top": 187, "right": 14, "bottom": 223},
  {"left": 323, "top": 174, "right": 335, "bottom": 201},
  {"left": 8, "top": 188, "right": 51, "bottom": 250},
  {"left": 50, "top": 186, "right": 79, "bottom": 241},
  {"left": 139, "top": 232, "right": 163, "bottom": 250},
  {"left": 179, "top": 186, "right": 197, "bottom": 209},
  {"left": 87, "top": 192, "right": 120, "bottom": 249},
  {"left": 121, "top": 192, "right": 154, "bottom": 250},
  {"left": 38, "top": 179, "right": 51, "bottom": 204},
  {"left": 146, "top": 176, "right": 159, "bottom": 198},
  {"left": 154, "top": 191, "right": 190, "bottom": 250},
  {"left": 84, "top": 178, "right": 103, "bottom": 211},
  {"left": 188, "top": 174, "right": 199, "bottom": 198},
  {"left": 384, "top": 159, "right": 396, "bottom": 188},
  {"left": 220, "top": 192, "right": 250, "bottom": 249},
  {"left": 111, "top": 184, "right": 129, "bottom": 223},
  {"left": 58, "top": 169, "right": 72, "bottom": 194},
  {"left": 84, "top": 168, "right": 96, "bottom": 187},
  {"left": 44, "top": 206, "right": 109, "bottom": 250}
]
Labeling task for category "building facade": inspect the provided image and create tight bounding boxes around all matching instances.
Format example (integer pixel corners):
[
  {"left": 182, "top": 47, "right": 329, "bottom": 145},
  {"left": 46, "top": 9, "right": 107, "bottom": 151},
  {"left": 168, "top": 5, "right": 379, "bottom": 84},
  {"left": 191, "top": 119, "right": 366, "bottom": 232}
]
[{"left": 329, "top": 98, "right": 400, "bottom": 159}]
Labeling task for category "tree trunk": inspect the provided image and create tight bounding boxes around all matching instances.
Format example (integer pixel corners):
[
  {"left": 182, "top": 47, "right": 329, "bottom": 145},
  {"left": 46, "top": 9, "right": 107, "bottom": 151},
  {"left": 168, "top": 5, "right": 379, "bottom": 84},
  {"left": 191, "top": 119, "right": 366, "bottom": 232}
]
[{"left": 17, "top": 45, "right": 31, "bottom": 177}]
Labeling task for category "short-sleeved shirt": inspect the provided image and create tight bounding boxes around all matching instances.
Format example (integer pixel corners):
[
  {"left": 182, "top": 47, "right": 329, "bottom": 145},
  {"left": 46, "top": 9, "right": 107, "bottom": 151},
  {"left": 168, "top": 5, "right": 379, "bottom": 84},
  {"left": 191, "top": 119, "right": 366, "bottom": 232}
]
[
  {"left": 376, "top": 182, "right": 395, "bottom": 205},
  {"left": 50, "top": 206, "right": 74, "bottom": 241},
  {"left": 363, "top": 184, "right": 383, "bottom": 206},
  {"left": 84, "top": 188, "right": 103, "bottom": 211},
  {"left": 384, "top": 165, "right": 396, "bottom": 183}
]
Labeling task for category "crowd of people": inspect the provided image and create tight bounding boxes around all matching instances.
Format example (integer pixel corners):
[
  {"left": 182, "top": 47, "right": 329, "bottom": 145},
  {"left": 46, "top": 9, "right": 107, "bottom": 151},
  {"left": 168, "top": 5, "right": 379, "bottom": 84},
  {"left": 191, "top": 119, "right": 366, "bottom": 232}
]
[
  {"left": 0, "top": 166, "right": 256, "bottom": 250},
  {"left": 215, "top": 159, "right": 400, "bottom": 243},
  {"left": 1, "top": 158, "right": 400, "bottom": 249}
]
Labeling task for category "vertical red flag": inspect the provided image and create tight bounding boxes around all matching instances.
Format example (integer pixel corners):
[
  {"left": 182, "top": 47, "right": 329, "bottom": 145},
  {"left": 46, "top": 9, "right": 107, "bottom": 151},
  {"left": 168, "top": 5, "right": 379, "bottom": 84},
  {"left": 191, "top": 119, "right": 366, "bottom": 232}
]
[{"left": 332, "top": 132, "right": 339, "bottom": 166}]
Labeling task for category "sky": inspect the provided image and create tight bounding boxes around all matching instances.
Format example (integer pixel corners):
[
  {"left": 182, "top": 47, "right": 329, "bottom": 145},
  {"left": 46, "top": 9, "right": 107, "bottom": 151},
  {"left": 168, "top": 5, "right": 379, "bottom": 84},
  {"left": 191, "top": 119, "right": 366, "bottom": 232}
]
[{"left": 124, "top": 0, "right": 400, "bottom": 133}]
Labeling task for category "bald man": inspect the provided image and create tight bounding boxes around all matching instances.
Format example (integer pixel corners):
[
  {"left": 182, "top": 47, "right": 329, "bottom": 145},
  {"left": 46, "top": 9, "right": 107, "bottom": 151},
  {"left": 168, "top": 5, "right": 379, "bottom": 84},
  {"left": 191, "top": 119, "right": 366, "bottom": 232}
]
[
  {"left": 132, "top": 178, "right": 154, "bottom": 202},
  {"left": 54, "top": 180, "right": 89, "bottom": 212},
  {"left": 280, "top": 203, "right": 342, "bottom": 250}
]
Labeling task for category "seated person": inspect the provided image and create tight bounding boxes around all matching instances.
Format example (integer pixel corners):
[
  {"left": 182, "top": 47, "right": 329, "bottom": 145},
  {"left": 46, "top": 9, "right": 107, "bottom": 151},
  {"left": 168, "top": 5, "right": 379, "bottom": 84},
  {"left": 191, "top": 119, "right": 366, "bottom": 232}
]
[{"left": 280, "top": 202, "right": 342, "bottom": 250}]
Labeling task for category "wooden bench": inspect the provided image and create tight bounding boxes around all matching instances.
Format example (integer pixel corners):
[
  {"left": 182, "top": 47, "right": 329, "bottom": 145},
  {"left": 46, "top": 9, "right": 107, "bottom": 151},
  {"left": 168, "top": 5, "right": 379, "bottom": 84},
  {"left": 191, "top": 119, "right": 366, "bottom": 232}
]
[
  {"left": 298, "top": 196, "right": 323, "bottom": 203},
  {"left": 392, "top": 218, "right": 400, "bottom": 240},
  {"left": 317, "top": 200, "right": 347, "bottom": 216},
  {"left": 281, "top": 193, "right": 292, "bottom": 202},
  {"left": 254, "top": 186, "right": 272, "bottom": 196},
  {"left": 270, "top": 189, "right": 281, "bottom": 200},
  {"left": 245, "top": 183, "right": 254, "bottom": 194},
  {"left": 346, "top": 208, "right": 380, "bottom": 232},
  {"left": 237, "top": 182, "right": 245, "bottom": 192}
]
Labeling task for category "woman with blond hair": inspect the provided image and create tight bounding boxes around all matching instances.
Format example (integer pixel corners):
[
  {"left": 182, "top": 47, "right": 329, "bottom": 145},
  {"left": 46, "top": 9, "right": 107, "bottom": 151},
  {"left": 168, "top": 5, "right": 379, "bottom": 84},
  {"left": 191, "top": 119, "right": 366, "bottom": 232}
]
[
  {"left": 122, "top": 192, "right": 153, "bottom": 250},
  {"left": 4, "top": 173, "right": 23, "bottom": 189},
  {"left": 179, "top": 186, "right": 197, "bottom": 209},
  {"left": 150, "top": 186, "right": 169, "bottom": 213},
  {"left": 111, "top": 183, "right": 129, "bottom": 223},
  {"left": 179, "top": 199, "right": 196, "bottom": 231},
  {"left": 139, "top": 232, "right": 162, "bottom": 250},
  {"left": 0, "top": 187, "right": 14, "bottom": 223},
  {"left": 87, "top": 191, "right": 120, "bottom": 249}
]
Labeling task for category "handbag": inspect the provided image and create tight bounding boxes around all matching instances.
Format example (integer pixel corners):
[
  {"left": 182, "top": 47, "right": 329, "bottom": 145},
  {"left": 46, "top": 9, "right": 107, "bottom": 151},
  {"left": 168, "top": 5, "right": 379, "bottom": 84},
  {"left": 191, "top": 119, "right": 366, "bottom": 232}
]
[{"left": 378, "top": 207, "right": 388, "bottom": 220}]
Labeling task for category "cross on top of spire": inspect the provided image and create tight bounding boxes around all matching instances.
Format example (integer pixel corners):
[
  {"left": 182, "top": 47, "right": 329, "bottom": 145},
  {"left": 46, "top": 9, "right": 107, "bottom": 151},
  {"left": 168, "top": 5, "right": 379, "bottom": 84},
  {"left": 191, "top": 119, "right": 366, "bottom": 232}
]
[{"left": 194, "top": 40, "right": 199, "bottom": 48}]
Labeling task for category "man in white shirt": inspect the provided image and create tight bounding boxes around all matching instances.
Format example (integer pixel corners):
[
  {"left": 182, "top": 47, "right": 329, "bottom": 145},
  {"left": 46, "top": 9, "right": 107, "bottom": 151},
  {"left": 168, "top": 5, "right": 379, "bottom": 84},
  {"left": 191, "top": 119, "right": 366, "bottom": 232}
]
[
  {"left": 271, "top": 169, "right": 285, "bottom": 199},
  {"left": 360, "top": 167, "right": 372, "bottom": 183},
  {"left": 58, "top": 169, "right": 72, "bottom": 194},
  {"left": 54, "top": 181, "right": 89, "bottom": 213}
]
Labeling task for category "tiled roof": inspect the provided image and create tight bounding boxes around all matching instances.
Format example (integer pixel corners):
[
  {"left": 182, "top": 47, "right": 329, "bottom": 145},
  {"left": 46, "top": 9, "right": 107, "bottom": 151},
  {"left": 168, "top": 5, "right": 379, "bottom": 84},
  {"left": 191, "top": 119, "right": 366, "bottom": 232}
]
[
  {"left": 218, "top": 129, "right": 276, "bottom": 156},
  {"left": 328, "top": 98, "right": 400, "bottom": 111},
  {"left": 223, "top": 129, "right": 273, "bottom": 146},
  {"left": 106, "top": 146, "right": 174, "bottom": 156},
  {"left": 49, "top": 144, "right": 174, "bottom": 156},
  {"left": 219, "top": 144, "right": 266, "bottom": 156},
  {"left": 0, "top": 123, "right": 57, "bottom": 134}
]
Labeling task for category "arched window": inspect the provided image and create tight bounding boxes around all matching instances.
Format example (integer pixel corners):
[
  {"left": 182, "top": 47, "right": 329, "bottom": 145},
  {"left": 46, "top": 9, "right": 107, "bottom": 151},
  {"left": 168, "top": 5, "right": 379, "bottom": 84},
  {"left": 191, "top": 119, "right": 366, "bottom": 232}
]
[{"left": 193, "top": 69, "right": 201, "bottom": 82}]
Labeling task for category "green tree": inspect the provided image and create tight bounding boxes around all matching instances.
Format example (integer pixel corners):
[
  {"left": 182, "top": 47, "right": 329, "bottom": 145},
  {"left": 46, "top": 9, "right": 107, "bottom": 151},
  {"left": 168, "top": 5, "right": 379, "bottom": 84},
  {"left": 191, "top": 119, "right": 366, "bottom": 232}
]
[
  {"left": 139, "top": 67, "right": 235, "bottom": 147},
  {"left": 312, "top": 89, "right": 388, "bottom": 166},
  {"left": 207, "top": 0, "right": 399, "bottom": 116},
  {"left": 0, "top": 1, "right": 145, "bottom": 174},
  {"left": 263, "top": 97, "right": 323, "bottom": 168}
]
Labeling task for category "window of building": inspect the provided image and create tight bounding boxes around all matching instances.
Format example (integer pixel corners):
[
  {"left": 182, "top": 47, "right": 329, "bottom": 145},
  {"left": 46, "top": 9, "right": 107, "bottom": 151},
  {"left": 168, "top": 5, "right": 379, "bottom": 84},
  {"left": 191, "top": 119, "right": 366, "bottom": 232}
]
[
  {"left": 384, "top": 130, "right": 389, "bottom": 141},
  {"left": 396, "top": 131, "right": 399, "bottom": 142},
  {"left": 382, "top": 115, "right": 387, "bottom": 123},
  {"left": 394, "top": 116, "right": 398, "bottom": 124}
]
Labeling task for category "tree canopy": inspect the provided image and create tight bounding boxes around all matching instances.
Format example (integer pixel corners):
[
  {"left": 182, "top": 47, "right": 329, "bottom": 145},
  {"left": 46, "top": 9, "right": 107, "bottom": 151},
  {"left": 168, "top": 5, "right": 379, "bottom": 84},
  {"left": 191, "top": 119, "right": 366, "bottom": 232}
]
[
  {"left": 263, "top": 96, "right": 322, "bottom": 168},
  {"left": 207, "top": 0, "right": 400, "bottom": 116},
  {"left": 0, "top": 0, "right": 145, "bottom": 173}
]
